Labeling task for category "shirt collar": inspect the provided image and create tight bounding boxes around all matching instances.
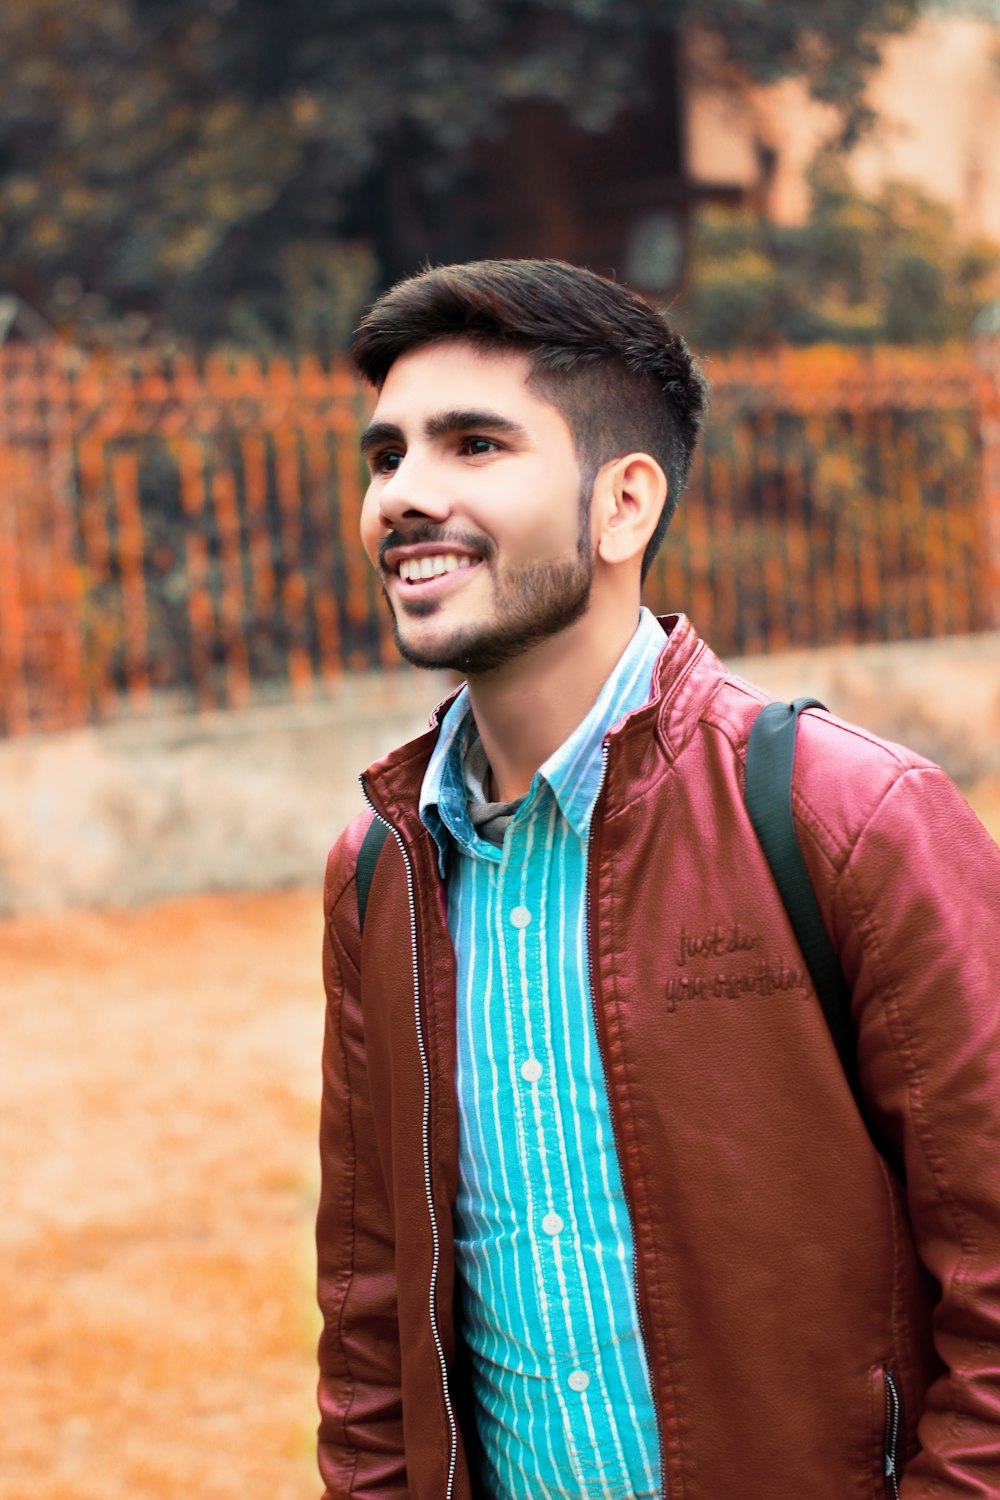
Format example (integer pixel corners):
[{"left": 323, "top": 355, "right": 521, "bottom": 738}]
[
  {"left": 538, "top": 604, "right": 665, "bottom": 837},
  {"left": 419, "top": 606, "right": 666, "bottom": 864},
  {"left": 418, "top": 680, "right": 473, "bottom": 870}
]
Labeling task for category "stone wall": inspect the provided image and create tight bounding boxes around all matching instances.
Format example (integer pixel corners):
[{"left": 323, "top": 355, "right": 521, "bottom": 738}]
[
  {"left": 1, "top": 632, "right": 997, "bottom": 915},
  {"left": 0, "top": 671, "right": 448, "bottom": 915}
]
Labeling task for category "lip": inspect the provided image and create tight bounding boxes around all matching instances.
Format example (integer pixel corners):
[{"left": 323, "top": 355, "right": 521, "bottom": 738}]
[
  {"left": 388, "top": 556, "right": 483, "bottom": 601},
  {"left": 381, "top": 540, "right": 484, "bottom": 576}
]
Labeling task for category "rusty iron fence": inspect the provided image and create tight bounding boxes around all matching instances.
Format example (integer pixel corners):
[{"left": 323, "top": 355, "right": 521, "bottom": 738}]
[
  {"left": 649, "top": 344, "right": 1000, "bottom": 656},
  {"left": 1, "top": 341, "right": 999, "bottom": 736}
]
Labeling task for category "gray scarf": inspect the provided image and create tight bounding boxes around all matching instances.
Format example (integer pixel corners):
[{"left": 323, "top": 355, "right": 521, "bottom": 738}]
[{"left": 463, "top": 723, "right": 524, "bottom": 847}]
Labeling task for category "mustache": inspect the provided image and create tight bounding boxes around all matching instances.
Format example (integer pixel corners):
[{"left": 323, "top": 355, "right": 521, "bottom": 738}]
[{"left": 378, "top": 524, "right": 495, "bottom": 566}]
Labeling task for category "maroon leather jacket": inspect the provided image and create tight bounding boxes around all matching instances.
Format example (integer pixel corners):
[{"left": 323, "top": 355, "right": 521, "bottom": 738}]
[{"left": 317, "top": 614, "right": 1000, "bottom": 1500}]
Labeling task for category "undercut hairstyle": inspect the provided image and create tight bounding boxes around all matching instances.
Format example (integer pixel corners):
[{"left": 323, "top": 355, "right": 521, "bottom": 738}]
[{"left": 352, "top": 258, "right": 710, "bottom": 579}]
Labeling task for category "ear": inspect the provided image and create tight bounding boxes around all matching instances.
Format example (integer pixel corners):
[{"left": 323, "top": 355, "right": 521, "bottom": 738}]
[{"left": 592, "top": 453, "right": 667, "bottom": 569}]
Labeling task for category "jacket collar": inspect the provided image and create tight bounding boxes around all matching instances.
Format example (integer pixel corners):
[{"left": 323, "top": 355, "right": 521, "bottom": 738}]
[{"left": 360, "top": 614, "right": 723, "bottom": 847}]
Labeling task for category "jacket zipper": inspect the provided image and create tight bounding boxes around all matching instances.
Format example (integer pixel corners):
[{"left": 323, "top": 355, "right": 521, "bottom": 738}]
[
  {"left": 585, "top": 741, "right": 668, "bottom": 1499},
  {"left": 359, "top": 781, "right": 459, "bottom": 1500},
  {"left": 883, "top": 1368, "right": 901, "bottom": 1500}
]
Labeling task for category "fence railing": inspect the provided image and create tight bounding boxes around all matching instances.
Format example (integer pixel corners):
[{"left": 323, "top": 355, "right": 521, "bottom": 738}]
[{"left": 1, "top": 340, "right": 998, "bottom": 735}]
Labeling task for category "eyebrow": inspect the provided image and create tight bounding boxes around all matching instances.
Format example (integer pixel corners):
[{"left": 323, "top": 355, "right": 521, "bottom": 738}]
[
  {"left": 359, "top": 408, "right": 528, "bottom": 457},
  {"left": 359, "top": 420, "right": 404, "bottom": 459},
  {"left": 426, "top": 408, "right": 527, "bottom": 442}
]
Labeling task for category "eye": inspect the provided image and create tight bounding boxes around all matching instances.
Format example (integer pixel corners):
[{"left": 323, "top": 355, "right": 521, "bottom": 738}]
[
  {"left": 370, "top": 448, "right": 403, "bottom": 475},
  {"left": 459, "top": 435, "right": 501, "bottom": 457}
]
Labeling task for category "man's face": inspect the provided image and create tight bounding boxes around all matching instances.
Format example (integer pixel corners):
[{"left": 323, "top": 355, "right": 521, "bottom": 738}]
[{"left": 359, "top": 340, "right": 594, "bottom": 674}]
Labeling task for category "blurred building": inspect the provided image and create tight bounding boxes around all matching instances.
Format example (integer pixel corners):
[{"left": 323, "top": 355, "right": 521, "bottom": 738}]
[
  {"left": 687, "top": 12, "right": 1000, "bottom": 240},
  {"left": 0, "top": 293, "right": 56, "bottom": 346},
  {"left": 354, "top": 11, "right": 1000, "bottom": 303},
  {"left": 352, "top": 32, "right": 709, "bottom": 298}
]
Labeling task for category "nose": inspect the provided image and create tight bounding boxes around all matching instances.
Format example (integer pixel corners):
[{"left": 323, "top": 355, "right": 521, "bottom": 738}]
[{"left": 374, "top": 451, "right": 452, "bottom": 531}]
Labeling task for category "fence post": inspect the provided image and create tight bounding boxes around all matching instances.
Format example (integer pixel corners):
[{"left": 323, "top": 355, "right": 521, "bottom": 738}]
[{"left": 974, "top": 333, "right": 1000, "bottom": 630}]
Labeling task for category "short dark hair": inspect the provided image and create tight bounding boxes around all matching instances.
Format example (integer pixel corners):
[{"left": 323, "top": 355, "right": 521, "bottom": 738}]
[{"left": 352, "top": 258, "right": 709, "bottom": 579}]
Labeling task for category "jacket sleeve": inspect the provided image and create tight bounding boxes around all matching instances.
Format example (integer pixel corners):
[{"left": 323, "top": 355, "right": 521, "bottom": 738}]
[
  {"left": 316, "top": 818, "right": 410, "bottom": 1499},
  {"left": 840, "top": 765, "right": 1000, "bottom": 1497}
]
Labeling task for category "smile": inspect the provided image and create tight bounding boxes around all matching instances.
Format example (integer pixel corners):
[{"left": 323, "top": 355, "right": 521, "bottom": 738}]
[{"left": 398, "top": 553, "right": 478, "bottom": 584}]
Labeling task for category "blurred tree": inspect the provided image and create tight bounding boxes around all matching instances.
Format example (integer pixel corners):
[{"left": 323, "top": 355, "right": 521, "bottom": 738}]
[
  {"left": 678, "top": 157, "right": 1000, "bottom": 348},
  {"left": 0, "top": 0, "right": 921, "bottom": 348}
]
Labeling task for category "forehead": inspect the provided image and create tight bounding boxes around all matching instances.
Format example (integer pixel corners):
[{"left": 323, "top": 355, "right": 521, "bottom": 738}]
[{"left": 372, "top": 339, "right": 562, "bottom": 428}]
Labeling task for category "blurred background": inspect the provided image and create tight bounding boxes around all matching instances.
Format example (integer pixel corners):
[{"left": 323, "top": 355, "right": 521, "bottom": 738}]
[{"left": 1, "top": 2, "right": 999, "bottom": 1497}]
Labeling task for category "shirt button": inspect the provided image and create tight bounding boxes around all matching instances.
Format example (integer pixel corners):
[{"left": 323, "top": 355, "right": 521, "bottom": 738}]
[
  {"left": 541, "top": 1211, "right": 564, "bottom": 1236},
  {"left": 567, "top": 1370, "right": 590, "bottom": 1393},
  {"left": 509, "top": 905, "right": 532, "bottom": 929},
  {"left": 520, "top": 1058, "right": 543, "bottom": 1083}
]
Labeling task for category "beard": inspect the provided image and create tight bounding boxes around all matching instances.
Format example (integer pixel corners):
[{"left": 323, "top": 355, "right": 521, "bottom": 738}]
[{"left": 380, "top": 509, "right": 594, "bottom": 676}]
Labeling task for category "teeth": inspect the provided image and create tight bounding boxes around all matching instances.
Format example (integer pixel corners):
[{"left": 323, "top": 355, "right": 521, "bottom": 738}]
[{"left": 399, "top": 553, "right": 474, "bottom": 582}]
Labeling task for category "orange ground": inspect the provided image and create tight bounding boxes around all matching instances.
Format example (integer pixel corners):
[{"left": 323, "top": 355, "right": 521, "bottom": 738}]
[
  {"left": 0, "top": 888, "right": 325, "bottom": 1500},
  {"left": 1, "top": 777, "right": 997, "bottom": 1500}
]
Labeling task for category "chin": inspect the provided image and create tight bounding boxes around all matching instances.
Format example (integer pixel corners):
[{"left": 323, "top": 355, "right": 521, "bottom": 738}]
[
  {"left": 394, "top": 621, "right": 575, "bottom": 677},
  {"left": 385, "top": 548, "right": 594, "bottom": 674},
  {"left": 393, "top": 627, "right": 486, "bottom": 674}
]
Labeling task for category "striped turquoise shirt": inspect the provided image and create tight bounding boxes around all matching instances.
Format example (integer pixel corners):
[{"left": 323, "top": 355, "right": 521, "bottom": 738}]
[{"left": 420, "top": 607, "right": 665, "bottom": 1500}]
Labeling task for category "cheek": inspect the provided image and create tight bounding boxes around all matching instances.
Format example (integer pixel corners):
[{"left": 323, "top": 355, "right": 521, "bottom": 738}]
[
  {"left": 498, "top": 487, "right": 583, "bottom": 559},
  {"left": 359, "top": 491, "right": 381, "bottom": 564}
]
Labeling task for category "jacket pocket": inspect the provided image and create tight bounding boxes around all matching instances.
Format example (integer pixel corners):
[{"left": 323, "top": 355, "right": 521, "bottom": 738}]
[{"left": 881, "top": 1365, "right": 903, "bottom": 1500}]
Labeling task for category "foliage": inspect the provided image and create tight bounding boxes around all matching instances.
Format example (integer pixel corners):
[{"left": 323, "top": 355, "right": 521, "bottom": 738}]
[
  {"left": 0, "top": 0, "right": 920, "bottom": 348},
  {"left": 678, "top": 158, "right": 1000, "bottom": 348}
]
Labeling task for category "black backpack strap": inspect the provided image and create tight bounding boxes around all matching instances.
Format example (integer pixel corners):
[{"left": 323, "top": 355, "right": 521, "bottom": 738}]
[
  {"left": 744, "top": 698, "right": 859, "bottom": 1098},
  {"left": 356, "top": 816, "right": 390, "bottom": 933}
]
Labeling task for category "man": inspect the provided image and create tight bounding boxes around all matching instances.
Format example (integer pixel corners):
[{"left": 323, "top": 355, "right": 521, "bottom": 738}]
[{"left": 316, "top": 258, "right": 1000, "bottom": 1499}]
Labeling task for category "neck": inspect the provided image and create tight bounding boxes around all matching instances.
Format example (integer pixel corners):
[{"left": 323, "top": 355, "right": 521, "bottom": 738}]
[{"left": 466, "top": 595, "right": 643, "bottom": 802}]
